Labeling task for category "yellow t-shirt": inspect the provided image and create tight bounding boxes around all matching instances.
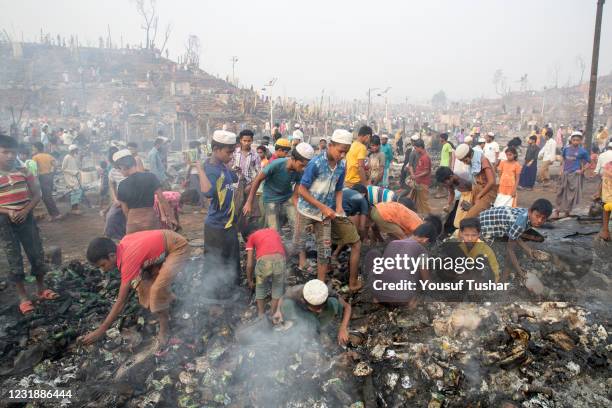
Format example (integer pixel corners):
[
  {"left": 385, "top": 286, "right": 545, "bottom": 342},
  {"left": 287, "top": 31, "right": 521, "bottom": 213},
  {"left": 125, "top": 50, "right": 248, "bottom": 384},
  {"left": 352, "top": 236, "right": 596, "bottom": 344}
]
[
  {"left": 32, "top": 153, "right": 55, "bottom": 175},
  {"left": 345, "top": 141, "right": 367, "bottom": 185}
]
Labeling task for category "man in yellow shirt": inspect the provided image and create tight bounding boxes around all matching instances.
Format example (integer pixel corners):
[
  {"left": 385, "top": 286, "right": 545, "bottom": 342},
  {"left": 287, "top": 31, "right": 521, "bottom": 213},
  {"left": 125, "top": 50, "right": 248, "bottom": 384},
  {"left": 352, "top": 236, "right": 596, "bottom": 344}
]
[{"left": 344, "top": 126, "right": 372, "bottom": 187}]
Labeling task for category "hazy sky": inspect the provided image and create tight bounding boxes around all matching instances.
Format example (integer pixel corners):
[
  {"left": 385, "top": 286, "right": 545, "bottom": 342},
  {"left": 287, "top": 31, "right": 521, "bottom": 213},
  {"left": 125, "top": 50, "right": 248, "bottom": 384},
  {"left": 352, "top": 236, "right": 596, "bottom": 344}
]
[{"left": 1, "top": 0, "right": 611, "bottom": 103}]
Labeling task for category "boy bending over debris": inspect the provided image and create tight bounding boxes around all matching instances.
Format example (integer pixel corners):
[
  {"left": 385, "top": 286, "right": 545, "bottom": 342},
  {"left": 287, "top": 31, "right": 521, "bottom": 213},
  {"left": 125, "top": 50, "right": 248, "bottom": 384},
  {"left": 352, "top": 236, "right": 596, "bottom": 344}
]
[
  {"left": 478, "top": 199, "right": 552, "bottom": 281},
  {"left": 245, "top": 227, "right": 287, "bottom": 318},
  {"left": 272, "top": 279, "right": 351, "bottom": 346},
  {"left": 0, "top": 134, "right": 57, "bottom": 315},
  {"left": 81, "top": 230, "right": 190, "bottom": 348}
]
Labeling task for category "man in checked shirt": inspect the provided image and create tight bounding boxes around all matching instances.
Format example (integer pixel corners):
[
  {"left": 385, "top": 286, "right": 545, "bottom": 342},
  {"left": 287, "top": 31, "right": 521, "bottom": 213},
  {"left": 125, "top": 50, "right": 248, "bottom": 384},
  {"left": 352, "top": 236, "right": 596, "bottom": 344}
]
[{"left": 478, "top": 199, "right": 553, "bottom": 281}]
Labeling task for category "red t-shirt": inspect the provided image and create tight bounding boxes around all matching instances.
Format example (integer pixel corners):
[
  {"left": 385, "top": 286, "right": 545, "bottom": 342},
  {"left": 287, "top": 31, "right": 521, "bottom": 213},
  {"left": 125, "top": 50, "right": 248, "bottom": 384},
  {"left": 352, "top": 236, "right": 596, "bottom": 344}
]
[
  {"left": 245, "top": 228, "right": 285, "bottom": 259},
  {"left": 117, "top": 230, "right": 166, "bottom": 284},
  {"left": 0, "top": 168, "right": 34, "bottom": 210},
  {"left": 414, "top": 153, "right": 431, "bottom": 186}
]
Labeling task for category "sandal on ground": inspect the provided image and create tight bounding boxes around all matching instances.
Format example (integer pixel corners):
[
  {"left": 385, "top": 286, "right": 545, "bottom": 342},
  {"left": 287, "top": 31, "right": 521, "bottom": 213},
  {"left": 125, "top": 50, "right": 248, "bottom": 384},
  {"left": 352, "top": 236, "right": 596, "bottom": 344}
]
[
  {"left": 19, "top": 300, "right": 35, "bottom": 315},
  {"left": 37, "top": 289, "right": 59, "bottom": 300}
]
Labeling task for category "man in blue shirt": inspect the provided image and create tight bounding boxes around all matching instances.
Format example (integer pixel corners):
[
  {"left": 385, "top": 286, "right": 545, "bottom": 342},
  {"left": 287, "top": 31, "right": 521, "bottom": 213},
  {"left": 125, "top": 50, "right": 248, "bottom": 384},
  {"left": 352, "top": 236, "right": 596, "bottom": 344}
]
[
  {"left": 331, "top": 185, "right": 369, "bottom": 292},
  {"left": 148, "top": 138, "right": 167, "bottom": 186},
  {"left": 553, "top": 131, "right": 590, "bottom": 219},
  {"left": 195, "top": 130, "right": 240, "bottom": 284},
  {"left": 243, "top": 142, "right": 314, "bottom": 232},
  {"left": 380, "top": 135, "right": 394, "bottom": 187},
  {"left": 295, "top": 129, "right": 352, "bottom": 282}
]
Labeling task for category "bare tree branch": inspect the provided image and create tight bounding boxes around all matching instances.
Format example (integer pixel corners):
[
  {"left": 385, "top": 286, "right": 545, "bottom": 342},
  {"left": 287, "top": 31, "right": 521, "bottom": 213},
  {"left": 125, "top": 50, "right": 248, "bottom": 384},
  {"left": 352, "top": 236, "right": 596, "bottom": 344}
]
[{"left": 159, "top": 23, "right": 172, "bottom": 55}]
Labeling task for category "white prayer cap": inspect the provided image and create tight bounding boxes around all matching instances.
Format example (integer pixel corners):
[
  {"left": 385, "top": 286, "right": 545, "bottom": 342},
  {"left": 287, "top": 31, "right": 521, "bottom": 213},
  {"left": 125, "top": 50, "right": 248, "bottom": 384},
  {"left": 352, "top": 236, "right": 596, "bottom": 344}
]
[
  {"left": 381, "top": 134, "right": 389, "bottom": 139},
  {"left": 455, "top": 143, "right": 471, "bottom": 160},
  {"left": 570, "top": 130, "right": 583, "bottom": 137},
  {"left": 294, "top": 123, "right": 301, "bottom": 129},
  {"left": 410, "top": 134, "right": 420, "bottom": 141},
  {"left": 112, "top": 149, "right": 132, "bottom": 162},
  {"left": 478, "top": 137, "right": 486, "bottom": 143},
  {"left": 292, "top": 129, "right": 304, "bottom": 140},
  {"left": 212, "top": 130, "right": 237, "bottom": 145},
  {"left": 295, "top": 142, "right": 315, "bottom": 160},
  {"left": 464, "top": 136, "right": 473, "bottom": 144},
  {"left": 303, "top": 279, "right": 329, "bottom": 306},
  {"left": 330, "top": 129, "right": 353, "bottom": 145},
  {"left": 68, "top": 144, "right": 79, "bottom": 151},
  {"left": 486, "top": 132, "right": 495, "bottom": 137}
]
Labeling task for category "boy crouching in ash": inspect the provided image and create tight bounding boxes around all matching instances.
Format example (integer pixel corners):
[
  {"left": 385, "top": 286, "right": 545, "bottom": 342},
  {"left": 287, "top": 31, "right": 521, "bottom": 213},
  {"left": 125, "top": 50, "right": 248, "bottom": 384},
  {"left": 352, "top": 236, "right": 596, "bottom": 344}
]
[
  {"left": 80, "top": 230, "right": 190, "bottom": 349},
  {"left": 478, "top": 199, "right": 553, "bottom": 281},
  {"left": 272, "top": 279, "right": 351, "bottom": 346}
]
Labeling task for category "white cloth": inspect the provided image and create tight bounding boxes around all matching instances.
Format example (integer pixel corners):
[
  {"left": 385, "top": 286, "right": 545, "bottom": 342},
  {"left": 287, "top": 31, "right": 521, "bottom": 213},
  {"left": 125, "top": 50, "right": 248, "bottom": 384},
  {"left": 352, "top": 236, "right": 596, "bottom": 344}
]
[
  {"left": 538, "top": 139, "right": 557, "bottom": 162},
  {"left": 62, "top": 154, "right": 80, "bottom": 188},
  {"left": 494, "top": 194, "right": 513, "bottom": 207},
  {"left": 483, "top": 141, "right": 500, "bottom": 164},
  {"left": 595, "top": 150, "right": 612, "bottom": 175},
  {"left": 453, "top": 158, "right": 470, "bottom": 181}
]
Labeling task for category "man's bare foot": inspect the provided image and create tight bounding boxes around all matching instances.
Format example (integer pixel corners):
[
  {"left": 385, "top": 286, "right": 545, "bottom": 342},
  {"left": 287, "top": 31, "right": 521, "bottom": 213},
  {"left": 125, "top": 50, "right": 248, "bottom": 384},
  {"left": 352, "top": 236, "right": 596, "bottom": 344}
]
[
  {"left": 597, "top": 231, "right": 610, "bottom": 241},
  {"left": 349, "top": 281, "right": 363, "bottom": 293},
  {"left": 155, "top": 332, "right": 169, "bottom": 351}
]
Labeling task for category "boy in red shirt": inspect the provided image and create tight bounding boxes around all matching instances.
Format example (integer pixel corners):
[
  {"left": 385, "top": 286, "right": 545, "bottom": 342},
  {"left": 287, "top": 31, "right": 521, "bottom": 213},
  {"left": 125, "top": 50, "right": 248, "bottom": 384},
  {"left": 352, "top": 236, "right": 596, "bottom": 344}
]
[
  {"left": 81, "top": 230, "right": 189, "bottom": 349},
  {"left": 0, "top": 134, "right": 57, "bottom": 315},
  {"left": 245, "top": 227, "right": 286, "bottom": 318}
]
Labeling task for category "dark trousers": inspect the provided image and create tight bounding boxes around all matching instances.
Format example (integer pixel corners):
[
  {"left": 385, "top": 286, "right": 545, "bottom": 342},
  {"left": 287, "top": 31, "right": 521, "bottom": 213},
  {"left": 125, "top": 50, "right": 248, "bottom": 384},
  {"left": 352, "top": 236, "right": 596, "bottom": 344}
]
[
  {"left": 204, "top": 224, "right": 241, "bottom": 286},
  {"left": 38, "top": 174, "right": 60, "bottom": 217},
  {"left": 0, "top": 212, "right": 47, "bottom": 283}
]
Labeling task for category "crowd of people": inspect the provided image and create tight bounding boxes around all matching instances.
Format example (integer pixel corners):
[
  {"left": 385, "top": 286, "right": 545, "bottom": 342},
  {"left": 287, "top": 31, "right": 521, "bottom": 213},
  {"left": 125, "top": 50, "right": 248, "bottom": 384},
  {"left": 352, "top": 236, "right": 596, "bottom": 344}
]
[{"left": 0, "top": 120, "right": 610, "bottom": 350}]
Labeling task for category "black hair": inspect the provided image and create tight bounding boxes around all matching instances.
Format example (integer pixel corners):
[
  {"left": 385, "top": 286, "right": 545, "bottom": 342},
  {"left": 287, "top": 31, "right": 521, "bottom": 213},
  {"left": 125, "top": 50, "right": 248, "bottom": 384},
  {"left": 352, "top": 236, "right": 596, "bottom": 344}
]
[
  {"left": 108, "top": 146, "right": 119, "bottom": 164},
  {"left": 545, "top": 128, "right": 553, "bottom": 138},
  {"left": 115, "top": 155, "right": 137, "bottom": 169},
  {"left": 435, "top": 166, "right": 454, "bottom": 183},
  {"left": 413, "top": 215, "right": 442, "bottom": 243},
  {"left": 529, "top": 135, "right": 537, "bottom": 142},
  {"left": 439, "top": 133, "right": 449, "bottom": 141},
  {"left": 413, "top": 139, "right": 425, "bottom": 149},
  {"left": 508, "top": 137, "right": 522, "bottom": 148},
  {"left": 370, "top": 135, "right": 381, "bottom": 145},
  {"left": 505, "top": 147, "right": 518, "bottom": 158},
  {"left": 591, "top": 145, "right": 600, "bottom": 154},
  {"left": 127, "top": 142, "right": 138, "bottom": 148},
  {"left": 358, "top": 125, "right": 373, "bottom": 137},
  {"left": 243, "top": 223, "right": 262, "bottom": 239},
  {"left": 0, "top": 134, "right": 18, "bottom": 149},
  {"left": 33, "top": 142, "right": 44, "bottom": 152},
  {"left": 319, "top": 138, "right": 327, "bottom": 144},
  {"left": 239, "top": 129, "right": 255, "bottom": 139},
  {"left": 459, "top": 217, "right": 481, "bottom": 231},
  {"left": 86, "top": 237, "right": 117, "bottom": 263},
  {"left": 529, "top": 198, "right": 553, "bottom": 217},
  {"left": 188, "top": 140, "right": 200, "bottom": 149},
  {"left": 291, "top": 148, "right": 309, "bottom": 162},
  {"left": 398, "top": 196, "right": 417, "bottom": 212},
  {"left": 99, "top": 160, "right": 108, "bottom": 169},
  {"left": 154, "top": 137, "right": 165, "bottom": 145},
  {"left": 351, "top": 183, "right": 368, "bottom": 196}
]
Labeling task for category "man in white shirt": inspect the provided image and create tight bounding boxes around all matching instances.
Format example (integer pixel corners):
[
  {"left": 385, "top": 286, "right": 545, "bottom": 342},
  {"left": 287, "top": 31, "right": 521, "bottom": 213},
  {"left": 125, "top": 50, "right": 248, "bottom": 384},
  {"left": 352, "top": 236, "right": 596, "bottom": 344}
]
[
  {"left": 538, "top": 132, "right": 557, "bottom": 183},
  {"left": 595, "top": 142, "right": 612, "bottom": 175},
  {"left": 483, "top": 132, "right": 499, "bottom": 166}
]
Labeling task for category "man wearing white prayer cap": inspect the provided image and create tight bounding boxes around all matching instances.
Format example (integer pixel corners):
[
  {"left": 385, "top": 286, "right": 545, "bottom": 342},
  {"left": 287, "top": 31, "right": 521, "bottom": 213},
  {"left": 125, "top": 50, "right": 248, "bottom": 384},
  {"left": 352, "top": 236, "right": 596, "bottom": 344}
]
[
  {"left": 294, "top": 129, "right": 351, "bottom": 282},
  {"left": 193, "top": 129, "right": 241, "bottom": 284},
  {"left": 273, "top": 279, "right": 352, "bottom": 346}
]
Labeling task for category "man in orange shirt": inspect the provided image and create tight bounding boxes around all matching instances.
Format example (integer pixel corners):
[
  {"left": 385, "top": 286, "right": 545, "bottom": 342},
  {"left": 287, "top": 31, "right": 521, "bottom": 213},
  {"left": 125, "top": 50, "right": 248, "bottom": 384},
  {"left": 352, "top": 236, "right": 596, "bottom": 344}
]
[
  {"left": 370, "top": 198, "right": 424, "bottom": 240},
  {"left": 32, "top": 142, "right": 62, "bottom": 220}
]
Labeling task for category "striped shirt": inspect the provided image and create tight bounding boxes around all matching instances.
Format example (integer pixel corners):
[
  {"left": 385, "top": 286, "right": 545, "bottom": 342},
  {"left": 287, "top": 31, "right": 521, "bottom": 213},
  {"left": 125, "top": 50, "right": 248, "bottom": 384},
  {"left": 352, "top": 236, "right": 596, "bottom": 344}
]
[{"left": 0, "top": 167, "right": 34, "bottom": 210}]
